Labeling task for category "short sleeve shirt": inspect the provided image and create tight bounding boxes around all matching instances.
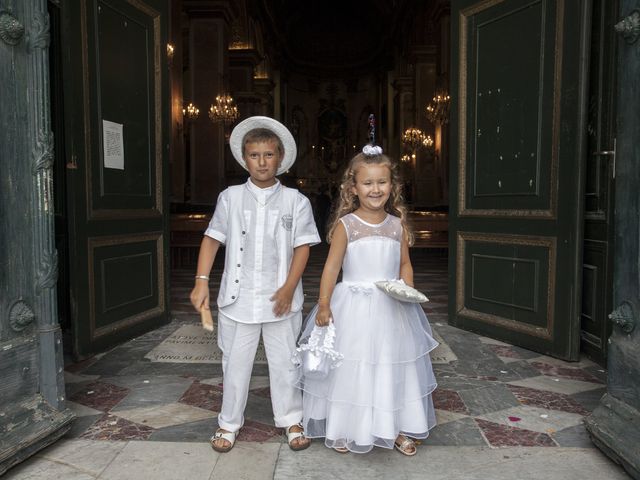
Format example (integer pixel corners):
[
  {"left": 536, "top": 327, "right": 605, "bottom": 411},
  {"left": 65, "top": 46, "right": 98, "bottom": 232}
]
[{"left": 205, "top": 179, "right": 318, "bottom": 323}]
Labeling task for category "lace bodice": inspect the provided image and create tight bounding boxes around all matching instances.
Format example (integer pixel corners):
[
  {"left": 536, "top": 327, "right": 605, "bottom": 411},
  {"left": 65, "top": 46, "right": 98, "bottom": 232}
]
[
  {"left": 340, "top": 213, "right": 402, "bottom": 243},
  {"left": 339, "top": 213, "right": 402, "bottom": 282}
]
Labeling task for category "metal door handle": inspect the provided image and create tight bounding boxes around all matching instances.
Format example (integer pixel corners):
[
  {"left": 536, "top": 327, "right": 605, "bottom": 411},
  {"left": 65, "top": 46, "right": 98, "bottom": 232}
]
[
  {"left": 0, "top": 10, "right": 24, "bottom": 46},
  {"left": 591, "top": 138, "right": 617, "bottom": 178}
]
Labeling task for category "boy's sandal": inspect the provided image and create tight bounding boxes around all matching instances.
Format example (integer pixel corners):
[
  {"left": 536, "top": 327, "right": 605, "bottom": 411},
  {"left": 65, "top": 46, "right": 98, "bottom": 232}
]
[
  {"left": 394, "top": 435, "right": 417, "bottom": 456},
  {"left": 286, "top": 424, "right": 311, "bottom": 451},
  {"left": 210, "top": 428, "right": 237, "bottom": 453}
]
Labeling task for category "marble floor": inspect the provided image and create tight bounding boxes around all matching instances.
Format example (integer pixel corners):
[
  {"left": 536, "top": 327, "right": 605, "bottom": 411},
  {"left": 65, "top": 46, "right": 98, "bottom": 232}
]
[
  {"left": 5, "top": 245, "right": 629, "bottom": 479},
  {"left": 61, "top": 245, "right": 608, "bottom": 448}
]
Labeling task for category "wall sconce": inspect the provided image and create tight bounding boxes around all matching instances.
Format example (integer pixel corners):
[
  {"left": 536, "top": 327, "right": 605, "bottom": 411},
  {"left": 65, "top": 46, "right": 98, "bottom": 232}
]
[
  {"left": 166, "top": 43, "right": 175, "bottom": 66},
  {"left": 401, "top": 154, "right": 412, "bottom": 163},
  {"left": 182, "top": 102, "right": 200, "bottom": 121}
]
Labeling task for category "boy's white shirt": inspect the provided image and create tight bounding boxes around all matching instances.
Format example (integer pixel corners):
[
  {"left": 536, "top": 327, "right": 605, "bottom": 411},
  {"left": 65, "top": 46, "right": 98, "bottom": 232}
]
[{"left": 205, "top": 179, "right": 320, "bottom": 324}]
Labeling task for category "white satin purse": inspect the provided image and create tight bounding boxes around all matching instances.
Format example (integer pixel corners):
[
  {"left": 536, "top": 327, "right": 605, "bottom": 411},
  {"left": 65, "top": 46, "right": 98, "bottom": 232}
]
[{"left": 293, "top": 323, "right": 343, "bottom": 380}]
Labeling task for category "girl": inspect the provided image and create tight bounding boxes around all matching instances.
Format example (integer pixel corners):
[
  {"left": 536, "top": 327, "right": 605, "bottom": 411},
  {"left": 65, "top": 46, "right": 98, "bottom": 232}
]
[{"left": 296, "top": 145, "right": 438, "bottom": 455}]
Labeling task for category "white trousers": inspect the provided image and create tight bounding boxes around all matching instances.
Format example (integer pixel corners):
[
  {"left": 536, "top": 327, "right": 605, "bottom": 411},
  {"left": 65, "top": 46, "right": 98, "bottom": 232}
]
[{"left": 216, "top": 311, "right": 303, "bottom": 432}]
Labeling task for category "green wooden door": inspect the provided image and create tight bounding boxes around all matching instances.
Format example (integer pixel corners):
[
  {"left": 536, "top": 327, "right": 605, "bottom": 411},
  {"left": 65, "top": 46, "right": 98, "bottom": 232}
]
[
  {"left": 449, "top": 0, "right": 591, "bottom": 360},
  {"left": 60, "top": 0, "right": 170, "bottom": 358},
  {"left": 580, "top": 0, "right": 617, "bottom": 366}
]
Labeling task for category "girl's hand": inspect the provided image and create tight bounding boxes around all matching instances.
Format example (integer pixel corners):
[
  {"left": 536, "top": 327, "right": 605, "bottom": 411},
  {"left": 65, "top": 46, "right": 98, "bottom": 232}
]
[
  {"left": 190, "top": 282, "right": 210, "bottom": 312},
  {"left": 315, "top": 304, "right": 333, "bottom": 326},
  {"left": 271, "top": 286, "right": 294, "bottom": 317}
]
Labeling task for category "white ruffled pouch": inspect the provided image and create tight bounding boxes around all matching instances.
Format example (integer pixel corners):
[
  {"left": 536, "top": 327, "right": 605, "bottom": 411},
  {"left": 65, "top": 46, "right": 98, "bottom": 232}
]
[{"left": 292, "top": 323, "right": 343, "bottom": 380}]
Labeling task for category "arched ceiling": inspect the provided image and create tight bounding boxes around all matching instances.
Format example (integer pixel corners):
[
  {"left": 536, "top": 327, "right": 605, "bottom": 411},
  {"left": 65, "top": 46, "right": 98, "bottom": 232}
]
[{"left": 251, "top": 0, "right": 417, "bottom": 77}]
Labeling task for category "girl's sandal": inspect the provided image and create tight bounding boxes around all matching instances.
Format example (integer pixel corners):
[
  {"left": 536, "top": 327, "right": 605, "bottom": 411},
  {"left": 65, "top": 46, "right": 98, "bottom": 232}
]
[
  {"left": 286, "top": 424, "right": 311, "bottom": 451},
  {"left": 394, "top": 435, "right": 417, "bottom": 456},
  {"left": 210, "top": 428, "right": 237, "bottom": 453},
  {"left": 333, "top": 447, "right": 349, "bottom": 454}
]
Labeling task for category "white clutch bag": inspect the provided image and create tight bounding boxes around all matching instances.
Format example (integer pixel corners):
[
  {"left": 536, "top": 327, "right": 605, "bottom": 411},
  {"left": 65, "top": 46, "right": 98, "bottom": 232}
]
[
  {"left": 374, "top": 279, "right": 429, "bottom": 303},
  {"left": 292, "top": 323, "right": 343, "bottom": 380}
]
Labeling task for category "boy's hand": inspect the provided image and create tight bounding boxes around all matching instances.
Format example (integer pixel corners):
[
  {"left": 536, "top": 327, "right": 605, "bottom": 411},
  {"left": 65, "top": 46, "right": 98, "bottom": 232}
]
[
  {"left": 190, "top": 282, "right": 210, "bottom": 313},
  {"left": 315, "top": 304, "right": 332, "bottom": 326},
  {"left": 271, "top": 286, "right": 294, "bottom": 317}
]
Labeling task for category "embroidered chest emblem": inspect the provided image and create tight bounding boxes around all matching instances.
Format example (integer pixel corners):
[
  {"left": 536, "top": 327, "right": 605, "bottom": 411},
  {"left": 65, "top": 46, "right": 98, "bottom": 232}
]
[{"left": 281, "top": 214, "right": 293, "bottom": 231}]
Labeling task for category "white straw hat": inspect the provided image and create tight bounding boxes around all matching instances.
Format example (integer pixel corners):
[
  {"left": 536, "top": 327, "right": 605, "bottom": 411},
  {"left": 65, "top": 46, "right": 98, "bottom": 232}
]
[{"left": 229, "top": 116, "right": 297, "bottom": 175}]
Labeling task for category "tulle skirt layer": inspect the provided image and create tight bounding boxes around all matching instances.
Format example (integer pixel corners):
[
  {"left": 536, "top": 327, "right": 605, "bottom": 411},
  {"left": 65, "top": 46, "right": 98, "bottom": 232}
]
[{"left": 295, "top": 282, "right": 439, "bottom": 453}]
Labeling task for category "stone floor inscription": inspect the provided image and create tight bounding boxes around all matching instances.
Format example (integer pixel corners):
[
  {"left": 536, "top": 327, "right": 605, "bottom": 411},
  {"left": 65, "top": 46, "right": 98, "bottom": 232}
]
[{"left": 145, "top": 324, "right": 267, "bottom": 364}]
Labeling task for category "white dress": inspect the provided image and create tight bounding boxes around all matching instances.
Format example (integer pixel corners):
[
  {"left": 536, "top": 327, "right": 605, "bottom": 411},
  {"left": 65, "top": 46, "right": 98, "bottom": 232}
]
[{"left": 297, "top": 213, "right": 438, "bottom": 453}]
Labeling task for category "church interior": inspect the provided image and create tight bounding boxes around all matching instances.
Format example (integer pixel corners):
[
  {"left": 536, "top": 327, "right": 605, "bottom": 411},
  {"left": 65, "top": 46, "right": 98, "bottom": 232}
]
[
  {"left": 167, "top": 0, "right": 452, "bottom": 263},
  {"left": 5, "top": 1, "right": 638, "bottom": 476}
]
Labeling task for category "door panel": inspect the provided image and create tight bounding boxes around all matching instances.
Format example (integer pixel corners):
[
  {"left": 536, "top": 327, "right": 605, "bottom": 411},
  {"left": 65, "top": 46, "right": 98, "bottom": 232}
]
[
  {"left": 580, "top": 0, "right": 617, "bottom": 365},
  {"left": 581, "top": 240, "right": 609, "bottom": 352},
  {"left": 457, "top": 233, "right": 555, "bottom": 338},
  {"left": 89, "top": 234, "right": 164, "bottom": 334},
  {"left": 450, "top": 0, "right": 590, "bottom": 359},
  {"left": 464, "top": 1, "right": 553, "bottom": 212},
  {"left": 92, "top": 1, "right": 157, "bottom": 209},
  {"left": 61, "top": 0, "right": 169, "bottom": 358}
]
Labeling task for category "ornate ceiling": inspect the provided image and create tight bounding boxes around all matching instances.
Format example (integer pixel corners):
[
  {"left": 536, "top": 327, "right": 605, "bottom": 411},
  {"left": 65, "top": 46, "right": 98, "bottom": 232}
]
[{"left": 251, "top": 0, "right": 417, "bottom": 77}]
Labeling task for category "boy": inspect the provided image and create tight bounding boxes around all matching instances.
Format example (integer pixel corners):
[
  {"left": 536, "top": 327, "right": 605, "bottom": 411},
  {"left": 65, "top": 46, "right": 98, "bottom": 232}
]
[{"left": 190, "top": 116, "right": 320, "bottom": 453}]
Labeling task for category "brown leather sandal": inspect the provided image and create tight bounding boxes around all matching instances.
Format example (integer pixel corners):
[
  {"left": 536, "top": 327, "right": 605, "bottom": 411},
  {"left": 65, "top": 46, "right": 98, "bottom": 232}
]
[{"left": 394, "top": 435, "right": 417, "bottom": 456}]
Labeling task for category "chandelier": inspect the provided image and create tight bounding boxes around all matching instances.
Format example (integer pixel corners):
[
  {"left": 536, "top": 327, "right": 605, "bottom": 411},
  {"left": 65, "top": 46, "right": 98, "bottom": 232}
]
[
  {"left": 425, "top": 92, "right": 450, "bottom": 125},
  {"left": 182, "top": 102, "right": 200, "bottom": 121},
  {"left": 208, "top": 94, "right": 239, "bottom": 124},
  {"left": 402, "top": 128, "right": 428, "bottom": 150}
]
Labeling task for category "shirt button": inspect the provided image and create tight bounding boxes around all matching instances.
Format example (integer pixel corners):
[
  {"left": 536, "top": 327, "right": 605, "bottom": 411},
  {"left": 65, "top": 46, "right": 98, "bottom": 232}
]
[
  {"left": 235, "top": 279, "right": 239, "bottom": 283},
  {"left": 237, "top": 264, "right": 241, "bottom": 267},
  {"left": 240, "top": 248, "right": 243, "bottom": 251},
  {"left": 231, "top": 296, "right": 236, "bottom": 299},
  {"left": 242, "top": 231, "right": 246, "bottom": 234}
]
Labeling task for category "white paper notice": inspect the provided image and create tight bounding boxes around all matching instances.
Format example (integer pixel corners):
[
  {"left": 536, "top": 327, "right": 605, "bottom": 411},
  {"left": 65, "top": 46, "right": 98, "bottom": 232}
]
[{"left": 102, "top": 120, "right": 124, "bottom": 170}]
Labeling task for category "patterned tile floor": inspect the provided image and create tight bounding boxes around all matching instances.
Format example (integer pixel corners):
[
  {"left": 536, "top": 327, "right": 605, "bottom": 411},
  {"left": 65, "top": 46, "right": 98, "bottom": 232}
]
[{"left": 63, "top": 245, "right": 607, "bottom": 450}]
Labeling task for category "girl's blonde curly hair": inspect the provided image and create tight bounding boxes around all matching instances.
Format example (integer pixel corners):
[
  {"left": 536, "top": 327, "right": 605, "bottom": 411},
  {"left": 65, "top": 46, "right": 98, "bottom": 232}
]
[{"left": 326, "top": 151, "right": 414, "bottom": 246}]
